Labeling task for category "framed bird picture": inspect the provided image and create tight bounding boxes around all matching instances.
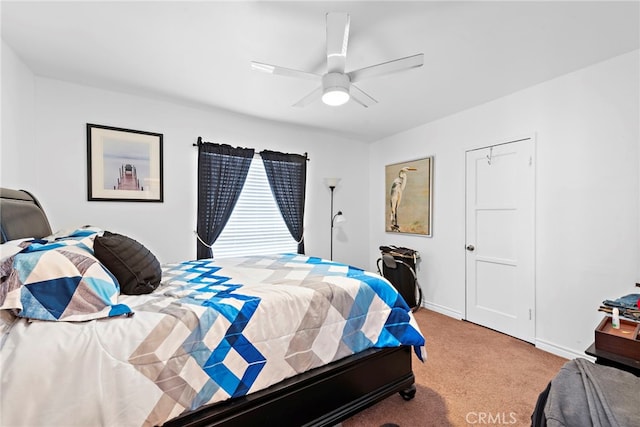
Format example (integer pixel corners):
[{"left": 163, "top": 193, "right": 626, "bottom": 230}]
[{"left": 385, "top": 157, "right": 433, "bottom": 236}]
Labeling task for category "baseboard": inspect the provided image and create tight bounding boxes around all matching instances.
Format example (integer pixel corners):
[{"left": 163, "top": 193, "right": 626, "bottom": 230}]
[
  {"left": 421, "top": 301, "right": 463, "bottom": 320},
  {"left": 535, "top": 338, "right": 595, "bottom": 362},
  {"left": 422, "top": 302, "right": 595, "bottom": 362}
]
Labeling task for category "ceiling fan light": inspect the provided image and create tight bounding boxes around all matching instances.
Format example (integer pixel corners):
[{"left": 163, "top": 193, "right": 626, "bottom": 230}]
[
  {"left": 321, "top": 72, "right": 351, "bottom": 106},
  {"left": 322, "top": 86, "right": 350, "bottom": 106}
]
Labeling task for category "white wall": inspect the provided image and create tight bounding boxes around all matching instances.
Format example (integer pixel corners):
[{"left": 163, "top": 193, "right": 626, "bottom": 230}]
[
  {"left": 369, "top": 50, "right": 640, "bottom": 358},
  {"left": 1, "top": 47, "right": 370, "bottom": 268},
  {"left": 1, "top": 40, "right": 36, "bottom": 189}
]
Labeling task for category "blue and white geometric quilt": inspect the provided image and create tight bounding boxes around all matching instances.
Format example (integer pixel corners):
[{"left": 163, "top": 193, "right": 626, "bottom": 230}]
[
  {"left": 126, "top": 254, "right": 426, "bottom": 422},
  {"left": 0, "top": 253, "right": 425, "bottom": 427}
]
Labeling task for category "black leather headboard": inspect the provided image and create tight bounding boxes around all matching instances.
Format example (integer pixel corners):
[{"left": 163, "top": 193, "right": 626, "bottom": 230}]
[{"left": 0, "top": 188, "right": 52, "bottom": 243}]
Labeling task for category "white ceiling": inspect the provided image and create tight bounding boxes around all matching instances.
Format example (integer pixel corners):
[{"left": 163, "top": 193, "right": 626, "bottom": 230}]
[{"left": 2, "top": 1, "right": 639, "bottom": 142}]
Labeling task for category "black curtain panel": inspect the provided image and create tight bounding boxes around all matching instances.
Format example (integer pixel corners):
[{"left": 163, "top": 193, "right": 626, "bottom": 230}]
[
  {"left": 197, "top": 142, "right": 254, "bottom": 259},
  {"left": 260, "top": 150, "right": 307, "bottom": 254}
]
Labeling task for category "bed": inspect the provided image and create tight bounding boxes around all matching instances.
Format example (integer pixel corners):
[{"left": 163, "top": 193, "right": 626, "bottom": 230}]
[{"left": 0, "top": 188, "right": 425, "bottom": 427}]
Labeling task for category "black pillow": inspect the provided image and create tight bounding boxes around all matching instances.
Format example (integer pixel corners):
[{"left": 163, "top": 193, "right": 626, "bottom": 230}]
[{"left": 93, "top": 231, "right": 161, "bottom": 295}]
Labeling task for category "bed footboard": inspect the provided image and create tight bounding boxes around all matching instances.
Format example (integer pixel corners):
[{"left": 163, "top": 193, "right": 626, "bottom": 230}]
[{"left": 164, "top": 346, "right": 415, "bottom": 427}]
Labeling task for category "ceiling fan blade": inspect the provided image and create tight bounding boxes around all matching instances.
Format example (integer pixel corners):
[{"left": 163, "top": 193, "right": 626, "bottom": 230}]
[
  {"left": 349, "top": 84, "right": 378, "bottom": 108},
  {"left": 251, "top": 61, "right": 321, "bottom": 81},
  {"left": 326, "top": 12, "right": 350, "bottom": 73},
  {"left": 293, "top": 86, "right": 323, "bottom": 108},
  {"left": 347, "top": 53, "right": 424, "bottom": 83}
]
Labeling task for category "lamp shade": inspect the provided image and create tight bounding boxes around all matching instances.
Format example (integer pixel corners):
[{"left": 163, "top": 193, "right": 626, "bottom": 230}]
[
  {"left": 324, "top": 177, "right": 341, "bottom": 188},
  {"left": 333, "top": 212, "right": 347, "bottom": 226}
]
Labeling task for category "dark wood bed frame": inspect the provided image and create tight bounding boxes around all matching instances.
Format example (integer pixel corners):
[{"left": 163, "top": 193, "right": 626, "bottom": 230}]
[
  {"left": 167, "top": 346, "right": 416, "bottom": 427},
  {"left": 0, "top": 188, "right": 417, "bottom": 427}
]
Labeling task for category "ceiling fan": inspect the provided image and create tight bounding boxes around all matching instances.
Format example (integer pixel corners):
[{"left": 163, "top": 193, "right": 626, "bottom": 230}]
[{"left": 250, "top": 12, "right": 424, "bottom": 108}]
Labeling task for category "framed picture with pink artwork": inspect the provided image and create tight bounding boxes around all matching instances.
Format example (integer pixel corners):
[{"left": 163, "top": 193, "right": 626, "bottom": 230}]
[{"left": 87, "top": 123, "right": 163, "bottom": 202}]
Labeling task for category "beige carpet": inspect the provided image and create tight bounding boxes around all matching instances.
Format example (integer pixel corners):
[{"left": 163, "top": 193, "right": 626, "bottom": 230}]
[{"left": 342, "top": 309, "right": 568, "bottom": 427}]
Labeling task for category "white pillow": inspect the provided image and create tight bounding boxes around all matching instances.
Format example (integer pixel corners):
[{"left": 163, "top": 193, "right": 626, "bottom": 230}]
[
  {"left": 0, "top": 238, "right": 33, "bottom": 262},
  {"left": 43, "top": 225, "right": 102, "bottom": 241}
]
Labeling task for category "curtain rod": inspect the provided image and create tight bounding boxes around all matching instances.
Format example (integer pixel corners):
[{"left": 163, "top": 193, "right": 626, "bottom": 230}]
[{"left": 193, "top": 136, "right": 309, "bottom": 161}]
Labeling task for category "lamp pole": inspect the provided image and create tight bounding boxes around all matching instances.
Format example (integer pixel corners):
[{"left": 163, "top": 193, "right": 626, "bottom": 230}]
[
  {"left": 330, "top": 185, "right": 335, "bottom": 260},
  {"left": 325, "top": 177, "right": 344, "bottom": 261}
]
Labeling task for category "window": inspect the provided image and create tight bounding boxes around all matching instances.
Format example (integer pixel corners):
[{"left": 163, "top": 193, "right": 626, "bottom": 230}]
[{"left": 212, "top": 157, "right": 298, "bottom": 258}]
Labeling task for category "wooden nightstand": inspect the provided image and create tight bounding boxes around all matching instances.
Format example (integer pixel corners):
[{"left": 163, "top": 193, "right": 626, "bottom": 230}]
[{"left": 585, "top": 342, "right": 640, "bottom": 376}]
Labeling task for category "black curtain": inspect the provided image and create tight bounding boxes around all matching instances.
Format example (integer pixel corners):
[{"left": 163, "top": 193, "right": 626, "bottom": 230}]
[
  {"left": 260, "top": 150, "right": 307, "bottom": 254},
  {"left": 197, "top": 141, "right": 254, "bottom": 259}
]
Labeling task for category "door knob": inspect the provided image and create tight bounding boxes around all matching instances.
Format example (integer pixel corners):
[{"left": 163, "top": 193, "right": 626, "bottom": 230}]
[{"left": 466, "top": 245, "right": 475, "bottom": 251}]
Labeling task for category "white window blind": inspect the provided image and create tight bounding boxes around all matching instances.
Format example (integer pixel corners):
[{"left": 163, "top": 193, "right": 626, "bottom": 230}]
[{"left": 212, "top": 157, "right": 298, "bottom": 259}]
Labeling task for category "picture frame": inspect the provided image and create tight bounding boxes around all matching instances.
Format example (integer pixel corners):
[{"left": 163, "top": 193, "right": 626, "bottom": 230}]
[
  {"left": 385, "top": 156, "right": 433, "bottom": 236},
  {"left": 87, "top": 123, "right": 163, "bottom": 202}
]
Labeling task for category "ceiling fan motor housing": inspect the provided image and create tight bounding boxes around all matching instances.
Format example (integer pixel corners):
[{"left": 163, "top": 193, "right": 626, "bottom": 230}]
[{"left": 323, "top": 72, "right": 350, "bottom": 92}]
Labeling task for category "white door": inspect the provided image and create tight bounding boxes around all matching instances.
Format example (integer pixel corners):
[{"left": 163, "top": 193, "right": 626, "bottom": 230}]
[{"left": 465, "top": 138, "right": 535, "bottom": 343}]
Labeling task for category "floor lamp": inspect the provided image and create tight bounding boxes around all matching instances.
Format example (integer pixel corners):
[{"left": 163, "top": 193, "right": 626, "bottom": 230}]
[{"left": 325, "top": 178, "right": 346, "bottom": 260}]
